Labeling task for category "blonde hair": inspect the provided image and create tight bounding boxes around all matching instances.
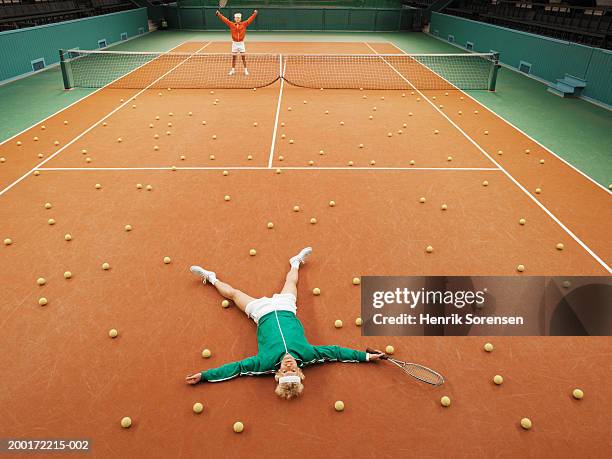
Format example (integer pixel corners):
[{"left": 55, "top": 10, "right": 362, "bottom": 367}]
[{"left": 274, "top": 369, "right": 305, "bottom": 400}]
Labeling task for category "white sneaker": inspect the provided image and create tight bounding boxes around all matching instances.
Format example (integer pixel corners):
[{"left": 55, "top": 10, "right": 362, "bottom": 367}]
[
  {"left": 244, "top": 68, "right": 249, "bottom": 76},
  {"left": 228, "top": 68, "right": 235, "bottom": 76},
  {"left": 190, "top": 265, "right": 217, "bottom": 285},
  {"left": 290, "top": 247, "right": 312, "bottom": 268}
]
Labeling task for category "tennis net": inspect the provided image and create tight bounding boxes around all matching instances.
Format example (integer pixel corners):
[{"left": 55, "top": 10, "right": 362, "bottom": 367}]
[{"left": 59, "top": 49, "right": 500, "bottom": 91}]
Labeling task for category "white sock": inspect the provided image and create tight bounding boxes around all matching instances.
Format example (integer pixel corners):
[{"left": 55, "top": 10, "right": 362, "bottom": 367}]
[{"left": 290, "top": 260, "right": 301, "bottom": 269}]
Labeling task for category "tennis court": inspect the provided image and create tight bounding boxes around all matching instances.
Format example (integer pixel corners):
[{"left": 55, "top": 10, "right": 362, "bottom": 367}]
[{"left": 1, "top": 36, "right": 611, "bottom": 458}]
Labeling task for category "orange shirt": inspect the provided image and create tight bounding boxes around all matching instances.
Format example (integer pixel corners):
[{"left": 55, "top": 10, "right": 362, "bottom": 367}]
[{"left": 216, "top": 11, "right": 257, "bottom": 42}]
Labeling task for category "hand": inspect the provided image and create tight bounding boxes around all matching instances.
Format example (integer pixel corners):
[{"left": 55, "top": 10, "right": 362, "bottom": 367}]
[
  {"left": 216, "top": 10, "right": 220, "bottom": 15},
  {"left": 185, "top": 372, "right": 202, "bottom": 384},
  {"left": 254, "top": 9, "right": 258, "bottom": 13},
  {"left": 367, "top": 349, "right": 386, "bottom": 361}
]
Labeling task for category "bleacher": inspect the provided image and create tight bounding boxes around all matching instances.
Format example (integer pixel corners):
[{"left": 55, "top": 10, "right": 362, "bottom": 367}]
[
  {"left": 442, "top": 1, "right": 611, "bottom": 49},
  {"left": 0, "top": 0, "right": 137, "bottom": 31}
]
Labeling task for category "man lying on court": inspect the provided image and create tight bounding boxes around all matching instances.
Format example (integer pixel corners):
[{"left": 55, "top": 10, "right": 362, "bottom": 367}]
[{"left": 185, "top": 247, "right": 384, "bottom": 399}]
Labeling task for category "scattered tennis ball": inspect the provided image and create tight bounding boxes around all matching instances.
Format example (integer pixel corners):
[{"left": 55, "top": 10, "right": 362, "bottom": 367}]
[
  {"left": 210, "top": 155, "right": 216, "bottom": 161},
  {"left": 276, "top": 169, "right": 282, "bottom": 174},
  {"left": 120, "top": 417, "right": 132, "bottom": 428},
  {"left": 202, "top": 120, "right": 207, "bottom": 125},
  {"left": 136, "top": 184, "right": 143, "bottom": 189},
  {"left": 249, "top": 249, "right": 257, "bottom": 256},
  {"left": 163, "top": 257, "right": 171, "bottom": 264},
  {"left": 426, "top": 246, "right": 433, "bottom": 253},
  {"left": 517, "top": 264, "right": 525, "bottom": 272},
  {"left": 33, "top": 136, "right": 39, "bottom": 141},
  {"left": 222, "top": 170, "right": 228, "bottom": 176},
  {"left": 202, "top": 349, "right": 211, "bottom": 358},
  {"left": 334, "top": 401, "right": 345, "bottom": 412},
  {"left": 539, "top": 159, "right": 545, "bottom": 164},
  {"left": 117, "top": 138, "right": 122, "bottom": 143},
  {"left": 193, "top": 402, "right": 204, "bottom": 414},
  {"left": 441, "top": 204, "right": 448, "bottom": 211},
  {"left": 434, "top": 130, "right": 439, "bottom": 134},
  {"left": 352, "top": 277, "right": 361, "bottom": 285},
  {"left": 447, "top": 156, "right": 453, "bottom": 162},
  {"left": 493, "top": 375, "right": 504, "bottom": 385},
  {"left": 54, "top": 141, "right": 59, "bottom": 146},
  {"left": 233, "top": 422, "right": 244, "bottom": 433},
  {"left": 33, "top": 171, "right": 40, "bottom": 176},
  {"left": 4, "top": 238, "right": 13, "bottom": 245},
  {"left": 520, "top": 418, "right": 532, "bottom": 430},
  {"left": 387, "top": 132, "right": 392, "bottom": 137},
  {"left": 293, "top": 205, "right": 300, "bottom": 212},
  {"left": 44, "top": 203, "right": 52, "bottom": 209},
  {"left": 308, "top": 160, "right": 314, "bottom": 166},
  {"left": 64, "top": 271, "right": 72, "bottom": 279},
  {"left": 125, "top": 225, "right": 132, "bottom": 232},
  {"left": 556, "top": 243, "right": 564, "bottom": 250},
  {"left": 370, "top": 160, "right": 376, "bottom": 165},
  {"left": 419, "top": 197, "right": 426, "bottom": 203},
  {"left": 358, "top": 144, "right": 364, "bottom": 149},
  {"left": 519, "top": 218, "right": 526, "bottom": 225},
  {"left": 329, "top": 200, "right": 336, "bottom": 207},
  {"left": 86, "top": 158, "right": 92, "bottom": 163},
  {"left": 102, "top": 263, "right": 110, "bottom": 270},
  {"left": 36, "top": 277, "right": 46, "bottom": 286},
  {"left": 221, "top": 300, "right": 230, "bottom": 308},
  {"left": 535, "top": 188, "right": 542, "bottom": 194},
  {"left": 267, "top": 222, "right": 274, "bottom": 229},
  {"left": 0, "top": 157, "right": 5, "bottom": 163},
  {"left": 385, "top": 345, "right": 394, "bottom": 354},
  {"left": 278, "top": 156, "right": 284, "bottom": 161},
  {"left": 41, "top": 125, "right": 46, "bottom": 130},
  {"left": 313, "top": 288, "right": 321, "bottom": 296},
  {"left": 572, "top": 388, "right": 584, "bottom": 400},
  {"left": 48, "top": 219, "right": 55, "bottom": 225},
  {"left": 355, "top": 317, "right": 363, "bottom": 326},
  {"left": 348, "top": 161, "right": 354, "bottom": 166},
  {"left": 482, "top": 180, "right": 489, "bottom": 187},
  {"left": 95, "top": 184, "right": 101, "bottom": 189},
  {"left": 334, "top": 320, "right": 343, "bottom": 328},
  {"left": 146, "top": 185, "right": 153, "bottom": 191},
  {"left": 247, "top": 155, "right": 253, "bottom": 160},
  {"left": 310, "top": 218, "right": 317, "bottom": 224},
  {"left": 484, "top": 342, "right": 494, "bottom": 352},
  {"left": 562, "top": 280, "right": 572, "bottom": 289},
  {"left": 253, "top": 122, "right": 258, "bottom": 127},
  {"left": 38, "top": 297, "right": 48, "bottom": 306},
  {"left": 109, "top": 329, "right": 118, "bottom": 338},
  {"left": 16, "top": 141, "right": 22, "bottom": 146},
  {"left": 153, "top": 146, "right": 159, "bottom": 151},
  {"left": 224, "top": 195, "right": 230, "bottom": 201},
  {"left": 440, "top": 396, "right": 451, "bottom": 407},
  {"left": 484, "top": 130, "right": 489, "bottom": 135},
  {"left": 38, "top": 153, "right": 44, "bottom": 158},
  {"left": 409, "top": 160, "right": 415, "bottom": 165}
]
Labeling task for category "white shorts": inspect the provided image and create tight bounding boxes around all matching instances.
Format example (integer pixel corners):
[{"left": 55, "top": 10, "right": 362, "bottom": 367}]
[
  {"left": 245, "top": 293, "right": 297, "bottom": 324},
  {"left": 232, "top": 41, "right": 246, "bottom": 53}
]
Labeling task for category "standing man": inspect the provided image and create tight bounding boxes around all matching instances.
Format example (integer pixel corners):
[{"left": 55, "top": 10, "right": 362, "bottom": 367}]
[{"left": 216, "top": 9, "right": 258, "bottom": 76}]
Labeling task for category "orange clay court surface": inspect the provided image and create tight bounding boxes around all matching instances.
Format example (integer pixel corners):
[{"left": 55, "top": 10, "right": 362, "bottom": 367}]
[{"left": 1, "top": 41, "right": 611, "bottom": 457}]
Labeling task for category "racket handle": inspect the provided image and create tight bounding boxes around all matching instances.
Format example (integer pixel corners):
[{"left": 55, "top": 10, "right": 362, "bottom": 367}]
[{"left": 366, "top": 347, "right": 388, "bottom": 359}]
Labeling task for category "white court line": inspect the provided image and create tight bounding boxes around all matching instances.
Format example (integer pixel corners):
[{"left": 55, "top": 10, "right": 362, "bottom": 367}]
[
  {"left": 0, "top": 41, "right": 191, "bottom": 147},
  {"left": 384, "top": 40, "right": 611, "bottom": 195},
  {"left": 268, "top": 57, "right": 286, "bottom": 168},
  {"left": 0, "top": 42, "right": 212, "bottom": 198},
  {"left": 365, "top": 42, "right": 612, "bottom": 274},
  {"left": 38, "top": 166, "right": 501, "bottom": 171}
]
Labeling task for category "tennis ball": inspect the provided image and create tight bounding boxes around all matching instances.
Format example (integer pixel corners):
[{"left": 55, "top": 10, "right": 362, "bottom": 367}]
[
  {"left": 289, "top": 139, "right": 294, "bottom": 144},
  {"left": 102, "top": 263, "right": 110, "bottom": 270},
  {"left": 276, "top": 169, "right": 282, "bottom": 174},
  {"left": 334, "top": 401, "right": 345, "bottom": 412},
  {"left": 493, "top": 375, "right": 503, "bottom": 385},
  {"left": 64, "top": 271, "right": 72, "bottom": 279},
  {"left": 387, "top": 132, "right": 392, "bottom": 137},
  {"left": 347, "top": 161, "right": 354, "bottom": 166},
  {"left": 4, "top": 238, "right": 13, "bottom": 245},
  {"left": 520, "top": 418, "right": 532, "bottom": 430},
  {"left": 498, "top": 150, "right": 503, "bottom": 155},
  {"left": 109, "top": 329, "right": 118, "bottom": 338},
  {"left": 0, "top": 157, "right": 5, "bottom": 163},
  {"left": 44, "top": 203, "right": 52, "bottom": 209},
  {"left": 519, "top": 218, "right": 526, "bottom": 225},
  {"left": 409, "top": 160, "right": 415, "bottom": 165},
  {"left": 426, "top": 246, "right": 433, "bottom": 253},
  {"left": 41, "top": 125, "right": 46, "bottom": 130},
  {"left": 125, "top": 225, "right": 132, "bottom": 232},
  {"left": 352, "top": 277, "right": 361, "bottom": 285},
  {"left": 484, "top": 130, "right": 489, "bottom": 135},
  {"left": 34, "top": 171, "right": 40, "bottom": 176},
  {"left": 310, "top": 218, "right": 317, "bottom": 224},
  {"left": 313, "top": 288, "right": 321, "bottom": 296},
  {"left": 117, "top": 138, "right": 122, "bottom": 143},
  {"left": 308, "top": 160, "right": 314, "bottom": 166},
  {"left": 54, "top": 141, "right": 60, "bottom": 146},
  {"left": 249, "top": 249, "right": 257, "bottom": 256},
  {"left": 419, "top": 197, "right": 426, "bottom": 203},
  {"left": 221, "top": 300, "right": 230, "bottom": 308},
  {"left": 120, "top": 417, "right": 132, "bottom": 428},
  {"left": 224, "top": 195, "right": 230, "bottom": 201},
  {"left": 37, "top": 278, "right": 46, "bottom": 286},
  {"left": 385, "top": 345, "right": 394, "bottom": 354},
  {"left": 355, "top": 317, "right": 363, "bottom": 326},
  {"left": 278, "top": 156, "right": 284, "bottom": 161},
  {"left": 163, "top": 257, "right": 171, "bottom": 264},
  {"left": 517, "top": 264, "right": 525, "bottom": 272},
  {"left": 572, "top": 389, "right": 584, "bottom": 399},
  {"left": 38, "top": 297, "right": 48, "bottom": 306},
  {"left": 447, "top": 156, "right": 453, "bottom": 162},
  {"left": 370, "top": 160, "right": 376, "bottom": 166},
  {"left": 267, "top": 222, "right": 274, "bottom": 229},
  {"left": 247, "top": 155, "right": 253, "bottom": 160},
  {"left": 154, "top": 146, "right": 159, "bottom": 151},
  {"left": 539, "top": 159, "right": 545, "bottom": 164},
  {"left": 48, "top": 219, "right": 55, "bottom": 225},
  {"left": 95, "top": 184, "right": 101, "bottom": 189},
  {"left": 535, "top": 188, "right": 542, "bottom": 194},
  {"left": 358, "top": 144, "right": 364, "bottom": 149},
  {"left": 253, "top": 122, "right": 258, "bottom": 127},
  {"left": 193, "top": 402, "right": 204, "bottom": 414},
  {"left": 329, "top": 201, "right": 336, "bottom": 207},
  {"left": 222, "top": 170, "right": 228, "bottom": 176},
  {"left": 319, "top": 150, "right": 324, "bottom": 155},
  {"left": 441, "top": 204, "right": 448, "bottom": 211},
  {"left": 17, "top": 141, "right": 22, "bottom": 146},
  {"left": 334, "top": 320, "right": 343, "bottom": 328},
  {"left": 440, "top": 396, "right": 451, "bottom": 407},
  {"left": 202, "top": 120, "right": 206, "bottom": 125},
  {"left": 482, "top": 180, "right": 489, "bottom": 187},
  {"left": 293, "top": 205, "right": 300, "bottom": 212},
  {"left": 525, "top": 149, "right": 531, "bottom": 154},
  {"left": 202, "top": 349, "right": 211, "bottom": 358},
  {"left": 38, "top": 153, "right": 44, "bottom": 158},
  {"left": 233, "top": 422, "right": 244, "bottom": 433},
  {"left": 484, "top": 342, "right": 494, "bottom": 352},
  {"left": 34, "top": 136, "right": 39, "bottom": 141},
  {"left": 556, "top": 243, "right": 564, "bottom": 250}
]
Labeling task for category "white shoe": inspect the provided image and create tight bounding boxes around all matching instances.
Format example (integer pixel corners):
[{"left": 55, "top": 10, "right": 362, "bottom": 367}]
[
  {"left": 228, "top": 68, "right": 235, "bottom": 76},
  {"left": 244, "top": 68, "right": 249, "bottom": 76},
  {"left": 190, "top": 265, "right": 217, "bottom": 285},
  {"left": 290, "top": 247, "right": 312, "bottom": 268}
]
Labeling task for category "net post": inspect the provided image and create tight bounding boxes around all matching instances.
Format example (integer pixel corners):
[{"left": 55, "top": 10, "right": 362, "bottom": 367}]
[
  {"left": 59, "top": 49, "right": 73, "bottom": 90},
  {"left": 488, "top": 52, "right": 500, "bottom": 92}
]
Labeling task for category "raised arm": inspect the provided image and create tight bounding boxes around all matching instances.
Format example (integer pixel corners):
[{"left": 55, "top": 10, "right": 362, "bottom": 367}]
[
  {"left": 195, "top": 355, "right": 264, "bottom": 383},
  {"left": 243, "top": 10, "right": 258, "bottom": 27},
  {"left": 215, "top": 10, "right": 232, "bottom": 27}
]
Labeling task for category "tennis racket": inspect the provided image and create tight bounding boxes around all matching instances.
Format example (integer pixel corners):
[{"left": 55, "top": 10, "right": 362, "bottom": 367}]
[
  {"left": 366, "top": 347, "right": 445, "bottom": 387},
  {"left": 219, "top": 0, "right": 228, "bottom": 7}
]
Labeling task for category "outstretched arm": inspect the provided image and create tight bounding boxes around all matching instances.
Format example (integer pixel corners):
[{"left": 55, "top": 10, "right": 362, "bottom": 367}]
[
  {"left": 186, "top": 355, "right": 264, "bottom": 384},
  {"left": 215, "top": 10, "right": 232, "bottom": 27},
  {"left": 243, "top": 9, "right": 258, "bottom": 27},
  {"left": 312, "top": 345, "right": 383, "bottom": 363}
]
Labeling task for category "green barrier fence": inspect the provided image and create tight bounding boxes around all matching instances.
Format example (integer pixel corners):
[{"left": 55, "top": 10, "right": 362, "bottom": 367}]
[
  {"left": 430, "top": 12, "right": 612, "bottom": 107},
  {"left": 0, "top": 8, "right": 149, "bottom": 83},
  {"left": 178, "top": 1, "right": 402, "bottom": 7},
  {"left": 157, "top": 6, "right": 414, "bottom": 31}
]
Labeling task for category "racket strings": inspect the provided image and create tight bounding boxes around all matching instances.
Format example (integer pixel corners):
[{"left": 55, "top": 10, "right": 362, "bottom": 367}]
[{"left": 392, "top": 360, "right": 445, "bottom": 386}]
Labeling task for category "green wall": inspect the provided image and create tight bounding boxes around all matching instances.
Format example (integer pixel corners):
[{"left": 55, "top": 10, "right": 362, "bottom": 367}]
[
  {"left": 430, "top": 12, "right": 612, "bottom": 108},
  {"left": 0, "top": 8, "right": 149, "bottom": 83},
  {"left": 158, "top": 6, "right": 413, "bottom": 32},
  {"left": 178, "top": 1, "right": 402, "bottom": 6}
]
